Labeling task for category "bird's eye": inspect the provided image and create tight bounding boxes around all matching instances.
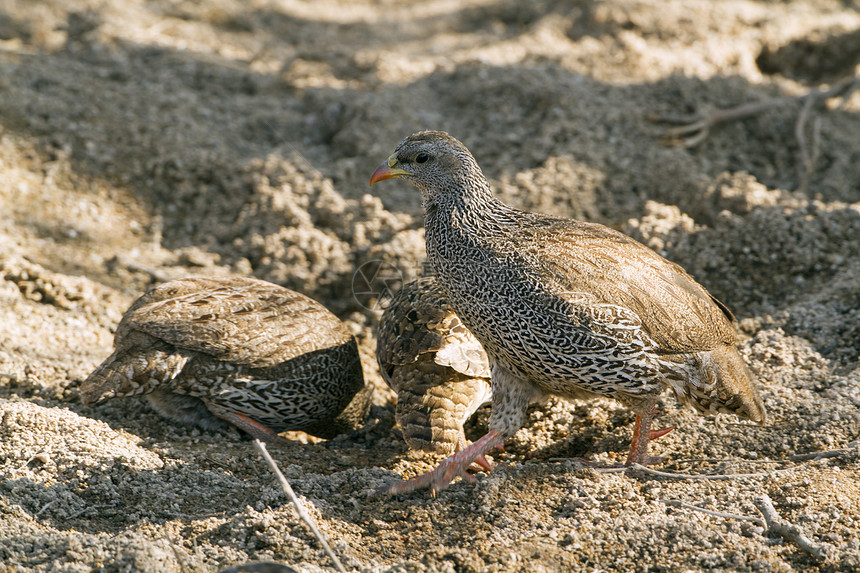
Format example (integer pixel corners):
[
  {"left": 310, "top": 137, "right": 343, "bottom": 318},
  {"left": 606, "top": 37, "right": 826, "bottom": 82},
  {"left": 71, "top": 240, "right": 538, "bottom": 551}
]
[{"left": 415, "top": 153, "right": 430, "bottom": 164}]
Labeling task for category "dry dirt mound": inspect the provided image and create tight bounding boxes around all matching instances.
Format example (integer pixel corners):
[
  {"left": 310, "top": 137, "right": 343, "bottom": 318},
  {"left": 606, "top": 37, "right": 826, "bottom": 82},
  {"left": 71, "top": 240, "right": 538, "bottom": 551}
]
[{"left": 1, "top": 1, "right": 859, "bottom": 571}]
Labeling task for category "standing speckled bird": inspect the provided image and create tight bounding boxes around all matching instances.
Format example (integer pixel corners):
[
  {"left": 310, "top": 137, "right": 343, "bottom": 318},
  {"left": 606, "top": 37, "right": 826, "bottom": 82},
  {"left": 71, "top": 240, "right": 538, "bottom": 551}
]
[
  {"left": 370, "top": 130, "right": 766, "bottom": 494},
  {"left": 377, "top": 276, "right": 492, "bottom": 457},
  {"left": 81, "top": 276, "right": 369, "bottom": 441}
]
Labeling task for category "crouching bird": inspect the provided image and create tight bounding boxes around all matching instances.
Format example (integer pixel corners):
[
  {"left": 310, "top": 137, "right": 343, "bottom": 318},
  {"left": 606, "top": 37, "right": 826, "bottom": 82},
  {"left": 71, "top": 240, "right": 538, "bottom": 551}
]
[
  {"left": 377, "top": 276, "right": 492, "bottom": 460},
  {"left": 80, "top": 276, "right": 369, "bottom": 441},
  {"left": 370, "top": 130, "right": 766, "bottom": 495}
]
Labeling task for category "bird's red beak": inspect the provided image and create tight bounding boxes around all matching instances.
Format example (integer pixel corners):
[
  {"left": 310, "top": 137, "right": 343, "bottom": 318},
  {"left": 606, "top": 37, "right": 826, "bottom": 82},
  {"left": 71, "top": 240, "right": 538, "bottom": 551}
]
[{"left": 369, "top": 156, "right": 409, "bottom": 186}]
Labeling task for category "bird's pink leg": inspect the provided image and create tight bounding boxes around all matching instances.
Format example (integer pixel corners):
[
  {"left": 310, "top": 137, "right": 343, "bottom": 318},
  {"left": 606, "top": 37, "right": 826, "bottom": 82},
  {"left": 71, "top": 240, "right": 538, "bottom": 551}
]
[
  {"left": 624, "top": 403, "right": 671, "bottom": 465},
  {"left": 217, "top": 411, "right": 288, "bottom": 444},
  {"left": 386, "top": 430, "right": 505, "bottom": 496}
]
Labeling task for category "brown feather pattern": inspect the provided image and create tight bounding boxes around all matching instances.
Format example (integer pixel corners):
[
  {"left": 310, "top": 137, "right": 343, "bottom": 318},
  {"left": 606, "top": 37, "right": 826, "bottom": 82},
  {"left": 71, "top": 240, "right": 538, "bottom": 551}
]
[
  {"left": 81, "top": 276, "right": 368, "bottom": 439},
  {"left": 370, "top": 131, "right": 766, "bottom": 493}
]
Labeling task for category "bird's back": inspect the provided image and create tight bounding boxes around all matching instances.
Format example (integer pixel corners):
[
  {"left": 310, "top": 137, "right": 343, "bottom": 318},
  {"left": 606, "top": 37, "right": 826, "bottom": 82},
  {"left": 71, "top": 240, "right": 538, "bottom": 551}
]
[{"left": 120, "top": 275, "right": 353, "bottom": 367}]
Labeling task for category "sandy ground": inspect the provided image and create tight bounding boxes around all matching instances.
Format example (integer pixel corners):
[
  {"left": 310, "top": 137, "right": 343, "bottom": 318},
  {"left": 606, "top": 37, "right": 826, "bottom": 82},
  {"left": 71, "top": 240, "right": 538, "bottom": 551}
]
[{"left": 1, "top": 0, "right": 860, "bottom": 571}]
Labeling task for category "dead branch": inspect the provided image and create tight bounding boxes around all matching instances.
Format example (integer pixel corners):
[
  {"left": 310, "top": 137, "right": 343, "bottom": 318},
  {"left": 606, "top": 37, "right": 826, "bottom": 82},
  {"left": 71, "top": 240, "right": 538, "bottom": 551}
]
[
  {"left": 789, "top": 441, "right": 859, "bottom": 462},
  {"left": 652, "top": 97, "right": 797, "bottom": 148},
  {"left": 754, "top": 494, "right": 831, "bottom": 559},
  {"left": 253, "top": 440, "right": 349, "bottom": 573}
]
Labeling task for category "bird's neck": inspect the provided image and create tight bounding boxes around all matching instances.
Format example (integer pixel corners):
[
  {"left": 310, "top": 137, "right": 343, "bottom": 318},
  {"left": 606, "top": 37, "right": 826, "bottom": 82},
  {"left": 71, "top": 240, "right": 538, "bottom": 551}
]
[
  {"left": 422, "top": 173, "right": 522, "bottom": 276},
  {"left": 423, "top": 174, "right": 514, "bottom": 235}
]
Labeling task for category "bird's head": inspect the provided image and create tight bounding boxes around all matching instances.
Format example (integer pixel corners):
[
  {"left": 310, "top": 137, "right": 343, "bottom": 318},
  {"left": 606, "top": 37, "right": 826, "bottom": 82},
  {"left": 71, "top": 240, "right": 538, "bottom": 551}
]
[{"left": 369, "top": 131, "right": 481, "bottom": 197}]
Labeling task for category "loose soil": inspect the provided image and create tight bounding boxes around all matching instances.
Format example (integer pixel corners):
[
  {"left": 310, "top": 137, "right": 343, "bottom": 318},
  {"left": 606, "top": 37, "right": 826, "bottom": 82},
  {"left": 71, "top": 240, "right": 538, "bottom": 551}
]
[{"left": 1, "top": 1, "right": 859, "bottom": 571}]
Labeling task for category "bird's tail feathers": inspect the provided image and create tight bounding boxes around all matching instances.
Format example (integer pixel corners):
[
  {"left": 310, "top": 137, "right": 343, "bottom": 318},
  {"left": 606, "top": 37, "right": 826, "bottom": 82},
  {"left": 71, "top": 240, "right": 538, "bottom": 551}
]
[
  {"left": 395, "top": 369, "right": 491, "bottom": 455},
  {"left": 79, "top": 349, "right": 188, "bottom": 405}
]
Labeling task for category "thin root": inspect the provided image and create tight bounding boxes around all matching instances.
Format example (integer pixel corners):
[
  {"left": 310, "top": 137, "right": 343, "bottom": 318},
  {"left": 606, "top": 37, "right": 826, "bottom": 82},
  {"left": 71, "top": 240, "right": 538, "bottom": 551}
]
[
  {"left": 619, "top": 463, "right": 798, "bottom": 480},
  {"left": 651, "top": 75, "right": 860, "bottom": 172}
]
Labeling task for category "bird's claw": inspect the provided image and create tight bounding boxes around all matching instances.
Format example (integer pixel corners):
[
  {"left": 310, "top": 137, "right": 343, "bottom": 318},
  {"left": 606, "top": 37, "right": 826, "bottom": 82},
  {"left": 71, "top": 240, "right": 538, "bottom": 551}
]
[
  {"left": 649, "top": 426, "right": 674, "bottom": 441},
  {"left": 382, "top": 458, "right": 470, "bottom": 496},
  {"left": 472, "top": 454, "right": 493, "bottom": 473},
  {"left": 382, "top": 430, "right": 504, "bottom": 496}
]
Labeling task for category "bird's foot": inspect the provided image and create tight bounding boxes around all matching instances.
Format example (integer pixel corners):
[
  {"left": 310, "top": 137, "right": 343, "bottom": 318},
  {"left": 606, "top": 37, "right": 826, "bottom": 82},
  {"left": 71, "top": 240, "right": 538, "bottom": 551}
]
[
  {"left": 624, "top": 427, "right": 673, "bottom": 466},
  {"left": 384, "top": 430, "right": 504, "bottom": 496},
  {"left": 455, "top": 434, "right": 494, "bottom": 473},
  {"left": 217, "top": 412, "right": 288, "bottom": 444},
  {"left": 624, "top": 406, "right": 671, "bottom": 466}
]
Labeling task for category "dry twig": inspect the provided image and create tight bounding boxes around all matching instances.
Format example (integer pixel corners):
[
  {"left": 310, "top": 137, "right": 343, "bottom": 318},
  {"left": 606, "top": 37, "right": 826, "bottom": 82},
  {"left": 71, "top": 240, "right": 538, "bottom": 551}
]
[
  {"left": 35, "top": 500, "right": 57, "bottom": 517},
  {"left": 616, "top": 441, "right": 858, "bottom": 476},
  {"left": 667, "top": 457, "right": 787, "bottom": 466},
  {"left": 754, "top": 494, "right": 830, "bottom": 559},
  {"left": 253, "top": 440, "right": 349, "bottom": 573},
  {"left": 789, "top": 441, "right": 859, "bottom": 462},
  {"left": 653, "top": 75, "right": 860, "bottom": 148},
  {"left": 65, "top": 503, "right": 120, "bottom": 520},
  {"left": 622, "top": 463, "right": 797, "bottom": 480},
  {"left": 653, "top": 98, "right": 795, "bottom": 148},
  {"left": 662, "top": 496, "right": 833, "bottom": 560},
  {"left": 660, "top": 499, "right": 764, "bottom": 526}
]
